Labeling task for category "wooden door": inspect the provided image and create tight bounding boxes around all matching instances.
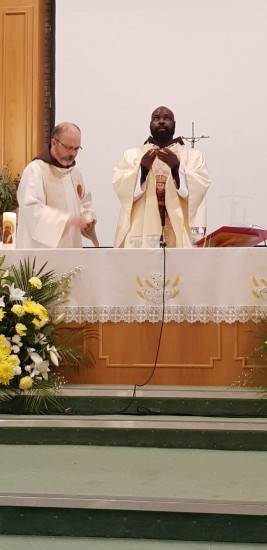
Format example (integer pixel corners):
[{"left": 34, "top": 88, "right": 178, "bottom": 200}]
[{"left": 0, "top": 0, "right": 45, "bottom": 176}]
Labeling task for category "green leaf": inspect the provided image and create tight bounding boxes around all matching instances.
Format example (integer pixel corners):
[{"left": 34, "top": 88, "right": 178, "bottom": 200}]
[
  {"left": 0, "top": 386, "right": 19, "bottom": 403},
  {"left": 22, "top": 378, "right": 65, "bottom": 414}
]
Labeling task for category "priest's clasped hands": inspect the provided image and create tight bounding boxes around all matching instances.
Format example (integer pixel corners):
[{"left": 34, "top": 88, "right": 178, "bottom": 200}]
[{"left": 141, "top": 147, "right": 180, "bottom": 172}]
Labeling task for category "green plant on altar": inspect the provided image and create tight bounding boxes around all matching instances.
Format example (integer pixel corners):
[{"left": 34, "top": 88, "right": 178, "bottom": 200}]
[
  {"left": 0, "top": 161, "right": 20, "bottom": 215},
  {"left": 0, "top": 255, "right": 91, "bottom": 412}
]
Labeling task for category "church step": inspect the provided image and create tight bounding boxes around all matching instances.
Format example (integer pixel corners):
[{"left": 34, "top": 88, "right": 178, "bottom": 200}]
[
  {"left": 0, "top": 445, "right": 266, "bottom": 543},
  {"left": 0, "top": 385, "right": 266, "bottom": 417},
  {"left": 0, "top": 536, "right": 266, "bottom": 550},
  {"left": 0, "top": 414, "right": 267, "bottom": 450},
  {"left": 0, "top": 498, "right": 266, "bottom": 543}
]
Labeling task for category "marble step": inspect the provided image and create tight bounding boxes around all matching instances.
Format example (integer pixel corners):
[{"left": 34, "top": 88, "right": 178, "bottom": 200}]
[
  {"left": 0, "top": 445, "right": 266, "bottom": 543},
  {"left": 1, "top": 385, "right": 267, "bottom": 417},
  {"left": 1, "top": 413, "right": 267, "bottom": 450}
]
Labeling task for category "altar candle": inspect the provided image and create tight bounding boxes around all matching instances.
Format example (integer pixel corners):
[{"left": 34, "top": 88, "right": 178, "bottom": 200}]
[{"left": 2, "top": 212, "right": 16, "bottom": 249}]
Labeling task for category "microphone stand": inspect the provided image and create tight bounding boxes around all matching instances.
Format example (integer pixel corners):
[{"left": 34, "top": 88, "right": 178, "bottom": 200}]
[{"left": 159, "top": 205, "right": 166, "bottom": 248}]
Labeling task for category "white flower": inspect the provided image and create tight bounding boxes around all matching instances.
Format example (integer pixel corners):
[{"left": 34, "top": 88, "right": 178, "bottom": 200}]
[
  {"left": 12, "top": 335, "right": 21, "bottom": 344},
  {"left": 28, "top": 351, "right": 50, "bottom": 381},
  {"left": 14, "top": 366, "right": 22, "bottom": 375},
  {"left": 28, "top": 351, "right": 43, "bottom": 364},
  {"left": 47, "top": 345, "right": 60, "bottom": 366},
  {"left": 25, "top": 365, "right": 32, "bottom": 373},
  {"left": 30, "top": 360, "right": 50, "bottom": 381},
  {"left": 0, "top": 296, "right": 5, "bottom": 307},
  {"left": 11, "top": 336, "right": 22, "bottom": 348},
  {"left": 12, "top": 345, "right": 20, "bottom": 354},
  {"left": 3, "top": 283, "right": 26, "bottom": 302}
]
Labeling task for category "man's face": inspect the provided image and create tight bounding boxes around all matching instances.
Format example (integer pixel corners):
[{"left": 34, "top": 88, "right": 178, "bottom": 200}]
[
  {"left": 51, "top": 128, "right": 82, "bottom": 167},
  {"left": 150, "top": 107, "right": 175, "bottom": 144}
]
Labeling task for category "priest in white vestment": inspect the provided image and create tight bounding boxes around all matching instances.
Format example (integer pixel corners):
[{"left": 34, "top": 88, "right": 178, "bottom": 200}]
[
  {"left": 113, "top": 106, "right": 211, "bottom": 248},
  {"left": 17, "top": 122, "right": 99, "bottom": 248}
]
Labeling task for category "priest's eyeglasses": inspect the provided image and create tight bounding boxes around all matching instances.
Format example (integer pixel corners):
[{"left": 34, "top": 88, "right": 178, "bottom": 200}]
[{"left": 55, "top": 139, "right": 83, "bottom": 153}]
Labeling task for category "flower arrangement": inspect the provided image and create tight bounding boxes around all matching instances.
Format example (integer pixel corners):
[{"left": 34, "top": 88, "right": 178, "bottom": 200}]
[{"left": 0, "top": 256, "right": 87, "bottom": 412}]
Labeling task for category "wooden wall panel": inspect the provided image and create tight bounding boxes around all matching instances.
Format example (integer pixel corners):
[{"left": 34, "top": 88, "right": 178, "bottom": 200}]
[
  {"left": 62, "top": 321, "right": 262, "bottom": 387},
  {"left": 0, "top": 1, "right": 44, "bottom": 175},
  {"left": 99, "top": 322, "right": 221, "bottom": 368}
]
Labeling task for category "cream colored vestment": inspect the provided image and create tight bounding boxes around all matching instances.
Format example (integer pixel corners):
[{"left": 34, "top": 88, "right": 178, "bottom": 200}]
[
  {"left": 113, "top": 142, "right": 211, "bottom": 248},
  {"left": 17, "top": 160, "right": 98, "bottom": 248}
]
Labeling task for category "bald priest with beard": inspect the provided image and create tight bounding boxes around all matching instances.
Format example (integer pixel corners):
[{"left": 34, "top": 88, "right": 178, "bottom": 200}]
[{"left": 113, "top": 106, "right": 211, "bottom": 248}]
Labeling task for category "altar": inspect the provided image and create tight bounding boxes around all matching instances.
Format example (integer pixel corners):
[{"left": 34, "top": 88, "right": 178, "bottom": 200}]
[{"left": 2, "top": 248, "right": 267, "bottom": 386}]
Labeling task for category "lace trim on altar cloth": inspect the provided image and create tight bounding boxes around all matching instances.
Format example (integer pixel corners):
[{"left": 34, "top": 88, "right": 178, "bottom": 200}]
[{"left": 52, "top": 305, "right": 267, "bottom": 324}]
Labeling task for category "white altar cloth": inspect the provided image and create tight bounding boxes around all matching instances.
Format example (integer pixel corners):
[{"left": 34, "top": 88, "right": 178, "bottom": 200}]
[{"left": 2, "top": 248, "right": 267, "bottom": 323}]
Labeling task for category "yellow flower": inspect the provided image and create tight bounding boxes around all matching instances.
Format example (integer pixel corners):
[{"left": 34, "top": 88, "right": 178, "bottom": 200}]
[
  {"left": 6, "top": 354, "right": 20, "bottom": 367},
  {"left": 11, "top": 304, "right": 25, "bottom": 317},
  {"left": 23, "top": 299, "right": 38, "bottom": 315},
  {"left": 19, "top": 376, "right": 33, "bottom": 390},
  {"left": 36, "top": 305, "right": 49, "bottom": 321},
  {"left": 0, "top": 362, "right": 15, "bottom": 384},
  {"left": 23, "top": 300, "right": 48, "bottom": 320},
  {"left": 0, "top": 335, "right": 9, "bottom": 348},
  {"left": 15, "top": 323, "right": 27, "bottom": 336},
  {"left": 0, "top": 309, "right": 5, "bottom": 321},
  {"left": 29, "top": 277, "right": 42, "bottom": 289},
  {"left": 32, "top": 318, "right": 41, "bottom": 329},
  {"left": 0, "top": 337, "right": 11, "bottom": 361},
  {"left": 0, "top": 349, "right": 11, "bottom": 361}
]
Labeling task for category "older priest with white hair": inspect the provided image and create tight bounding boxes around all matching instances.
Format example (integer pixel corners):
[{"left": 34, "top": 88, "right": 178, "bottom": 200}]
[{"left": 17, "top": 122, "right": 98, "bottom": 248}]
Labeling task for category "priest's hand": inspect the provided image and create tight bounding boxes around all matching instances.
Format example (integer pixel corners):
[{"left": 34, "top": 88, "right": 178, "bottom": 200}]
[
  {"left": 140, "top": 149, "right": 157, "bottom": 171},
  {"left": 83, "top": 219, "right": 99, "bottom": 247},
  {"left": 66, "top": 216, "right": 88, "bottom": 232},
  {"left": 85, "top": 219, "right": 96, "bottom": 231},
  {"left": 156, "top": 148, "right": 180, "bottom": 171}
]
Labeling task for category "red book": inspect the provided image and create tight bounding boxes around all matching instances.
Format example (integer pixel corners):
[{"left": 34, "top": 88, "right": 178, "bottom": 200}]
[{"left": 195, "top": 226, "right": 267, "bottom": 247}]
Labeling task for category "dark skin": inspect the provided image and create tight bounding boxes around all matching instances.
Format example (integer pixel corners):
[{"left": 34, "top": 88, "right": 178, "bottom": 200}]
[{"left": 140, "top": 106, "right": 180, "bottom": 185}]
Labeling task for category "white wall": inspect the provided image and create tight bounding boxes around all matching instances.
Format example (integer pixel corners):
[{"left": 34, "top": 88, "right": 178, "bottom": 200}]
[{"left": 56, "top": 0, "right": 267, "bottom": 246}]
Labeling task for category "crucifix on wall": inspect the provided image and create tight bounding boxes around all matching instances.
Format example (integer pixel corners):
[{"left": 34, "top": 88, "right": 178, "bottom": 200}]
[{"left": 182, "top": 122, "right": 210, "bottom": 148}]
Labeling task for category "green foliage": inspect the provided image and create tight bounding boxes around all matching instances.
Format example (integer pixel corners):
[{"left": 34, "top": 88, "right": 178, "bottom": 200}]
[
  {"left": 0, "top": 161, "right": 20, "bottom": 215},
  {"left": 11, "top": 257, "right": 65, "bottom": 308}
]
